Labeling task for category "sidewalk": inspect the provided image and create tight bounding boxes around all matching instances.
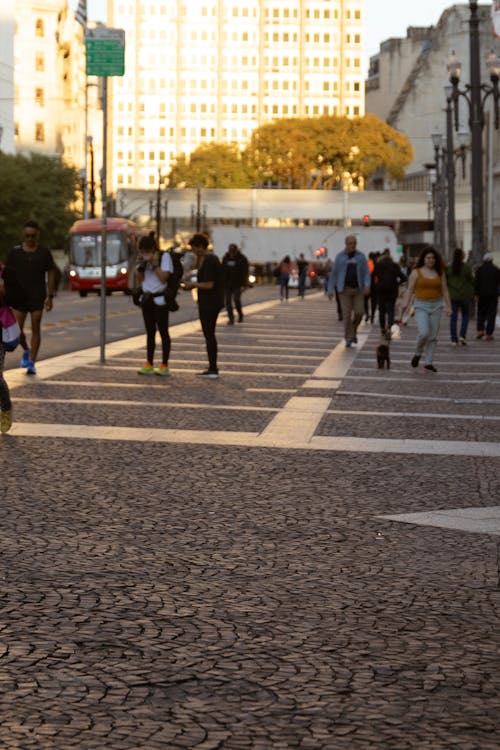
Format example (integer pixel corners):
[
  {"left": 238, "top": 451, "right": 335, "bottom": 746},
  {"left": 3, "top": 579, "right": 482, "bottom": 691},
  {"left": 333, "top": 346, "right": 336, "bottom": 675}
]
[{"left": 1, "top": 294, "right": 500, "bottom": 749}]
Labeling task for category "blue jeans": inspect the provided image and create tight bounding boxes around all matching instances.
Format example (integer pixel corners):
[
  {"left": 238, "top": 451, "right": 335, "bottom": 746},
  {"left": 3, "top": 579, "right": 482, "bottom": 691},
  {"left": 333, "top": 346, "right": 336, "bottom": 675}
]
[
  {"left": 414, "top": 299, "right": 444, "bottom": 365},
  {"left": 450, "top": 299, "right": 470, "bottom": 341},
  {"left": 279, "top": 274, "right": 289, "bottom": 300}
]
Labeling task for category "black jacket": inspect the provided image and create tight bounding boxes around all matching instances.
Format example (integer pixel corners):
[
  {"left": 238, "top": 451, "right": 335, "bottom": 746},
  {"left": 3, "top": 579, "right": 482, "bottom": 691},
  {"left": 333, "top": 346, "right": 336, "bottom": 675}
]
[
  {"left": 222, "top": 251, "right": 249, "bottom": 289},
  {"left": 374, "top": 256, "right": 406, "bottom": 298},
  {"left": 474, "top": 261, "right": 500, "bottom": 297}
]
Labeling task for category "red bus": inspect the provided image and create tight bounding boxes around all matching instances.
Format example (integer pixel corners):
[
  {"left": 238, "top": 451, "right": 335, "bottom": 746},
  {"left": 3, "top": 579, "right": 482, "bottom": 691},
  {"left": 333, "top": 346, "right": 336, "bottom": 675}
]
[{"left": 68, "top": 217, "right": 146, "bottom": 296}]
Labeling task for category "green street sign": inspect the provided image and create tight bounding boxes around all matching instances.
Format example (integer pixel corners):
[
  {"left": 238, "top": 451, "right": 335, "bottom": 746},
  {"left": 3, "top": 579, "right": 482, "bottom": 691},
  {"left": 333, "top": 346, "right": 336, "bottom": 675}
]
[{"left": 85, "top": 28, "right": 125, "bottom": 77}]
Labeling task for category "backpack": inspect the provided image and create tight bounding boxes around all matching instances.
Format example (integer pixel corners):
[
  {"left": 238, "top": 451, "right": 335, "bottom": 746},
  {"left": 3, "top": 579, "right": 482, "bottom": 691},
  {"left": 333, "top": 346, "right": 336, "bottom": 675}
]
[
  {"left": 165, "top": 250, "right": 184, "bottom": 296},
  {"left": 154, "top": 250, "right": 184, "bottom": 312}
]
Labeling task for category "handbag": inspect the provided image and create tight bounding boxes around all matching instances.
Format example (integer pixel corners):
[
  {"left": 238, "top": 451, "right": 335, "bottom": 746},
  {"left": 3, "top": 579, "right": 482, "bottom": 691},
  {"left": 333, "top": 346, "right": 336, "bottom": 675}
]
[{"left": 0, "top": 305, "right": 21, "bottom": 352}]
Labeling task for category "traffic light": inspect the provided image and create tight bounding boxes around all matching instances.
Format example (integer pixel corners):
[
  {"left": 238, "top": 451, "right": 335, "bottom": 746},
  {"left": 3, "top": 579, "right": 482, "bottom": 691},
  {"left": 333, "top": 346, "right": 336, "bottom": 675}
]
[{"left": 362, "top": 214, "right": 371, "bottom": 227}]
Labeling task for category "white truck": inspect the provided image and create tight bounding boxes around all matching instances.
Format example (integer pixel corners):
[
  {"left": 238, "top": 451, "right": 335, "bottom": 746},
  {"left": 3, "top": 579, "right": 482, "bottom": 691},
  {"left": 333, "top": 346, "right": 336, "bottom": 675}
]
[{"left": 211, "top": 225, "right": 399, "bottom": 264}]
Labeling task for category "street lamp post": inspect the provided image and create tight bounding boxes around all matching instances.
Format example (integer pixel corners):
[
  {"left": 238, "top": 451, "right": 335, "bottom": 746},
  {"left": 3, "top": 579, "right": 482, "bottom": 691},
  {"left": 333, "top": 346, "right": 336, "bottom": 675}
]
[
  {"left": 430, "top": 121, "right": 468, "bottom": 261},
  {"left": 429, "top": 135, "right": 446, "bottom": 252},
  {"left": 447, "top": 1, "right": 500, "bottom": 266},
  {"left": 445, "top": 87, "right": 457, "bottom": 257}
]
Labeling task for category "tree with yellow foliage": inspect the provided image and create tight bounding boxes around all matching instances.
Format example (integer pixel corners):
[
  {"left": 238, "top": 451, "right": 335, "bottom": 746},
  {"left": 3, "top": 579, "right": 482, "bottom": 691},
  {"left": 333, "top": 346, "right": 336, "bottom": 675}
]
[{"left": 246, "top": 113, "right": 413, "bottom": 189}]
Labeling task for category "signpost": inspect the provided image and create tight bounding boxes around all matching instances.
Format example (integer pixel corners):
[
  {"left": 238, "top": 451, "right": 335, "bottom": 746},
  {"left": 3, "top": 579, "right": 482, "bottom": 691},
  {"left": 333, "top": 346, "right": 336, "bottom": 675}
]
[{"left": 85, "top": 28, "right": 125, "bottom": 364}]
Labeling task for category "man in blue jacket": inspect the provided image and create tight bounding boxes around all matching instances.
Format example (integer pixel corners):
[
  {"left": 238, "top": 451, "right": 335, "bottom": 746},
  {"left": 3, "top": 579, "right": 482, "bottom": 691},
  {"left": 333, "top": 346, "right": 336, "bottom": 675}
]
[{"left": 327, "top": 235, "right": 371, "bottom": 347}]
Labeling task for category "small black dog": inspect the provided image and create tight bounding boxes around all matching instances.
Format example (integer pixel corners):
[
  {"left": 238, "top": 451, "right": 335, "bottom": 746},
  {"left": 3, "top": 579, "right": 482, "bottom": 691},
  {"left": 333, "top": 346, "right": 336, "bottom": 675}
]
[{"left": 376, "top": 330, "right": 391, "bottom": 369}]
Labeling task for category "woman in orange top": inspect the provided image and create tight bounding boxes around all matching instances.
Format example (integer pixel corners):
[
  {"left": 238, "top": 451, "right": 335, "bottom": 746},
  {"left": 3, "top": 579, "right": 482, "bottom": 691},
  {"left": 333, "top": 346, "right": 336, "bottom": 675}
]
[{"left": 401, "top": 247, "right": 451, "bottom": 373}]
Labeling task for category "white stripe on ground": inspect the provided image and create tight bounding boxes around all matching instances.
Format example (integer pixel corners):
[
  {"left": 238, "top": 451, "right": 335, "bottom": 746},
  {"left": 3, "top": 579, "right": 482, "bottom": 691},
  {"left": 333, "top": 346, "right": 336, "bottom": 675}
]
[
  {"left": 376, "top": 507, "right": 500, "bottom": 536},
  {"left": 6, "top": 421, "right": 500, "bottom": 457}
]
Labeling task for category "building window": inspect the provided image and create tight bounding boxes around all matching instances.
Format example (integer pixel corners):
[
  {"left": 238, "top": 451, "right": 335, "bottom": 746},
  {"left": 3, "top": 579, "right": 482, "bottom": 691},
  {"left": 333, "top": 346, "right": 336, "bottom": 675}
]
[
  {"left": 35, "top": 19, "right": 44, "bottom": 36},
  {"left": 35, "top": 87, "right": 44, "bottom": 106},
  {"left": 35, "top": 53, "right": 44, "bottom": 72},
  {"left": 353, "top": 106, "right": 360, "bottom": 115},
  {"left": 35, "top": 122, "right": 45, "bottom": 141}
]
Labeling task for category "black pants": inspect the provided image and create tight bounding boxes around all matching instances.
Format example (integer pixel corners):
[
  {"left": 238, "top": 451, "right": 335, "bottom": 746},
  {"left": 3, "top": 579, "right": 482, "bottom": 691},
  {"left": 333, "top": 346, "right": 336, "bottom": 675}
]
[
  {"left": 225, "top": 286, "right": 243, "bottom": 321},
  {"left": 477, "top": 295, "right": 498, "bottom": 335},
  {"left": 378, "top": 293, "right": 397, "bottom": 332},
  {"left": 199, "top": 307, "right": 220, "bottom": 372},
  {"left": 141, "top": 301, "right": 171, "bottom": 365}
]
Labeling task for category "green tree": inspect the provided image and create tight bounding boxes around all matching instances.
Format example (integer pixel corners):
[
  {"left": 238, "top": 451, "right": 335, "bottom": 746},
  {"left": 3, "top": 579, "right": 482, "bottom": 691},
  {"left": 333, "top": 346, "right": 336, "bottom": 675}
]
[
  {"left": 0, "top": 152, "right": 79, "bottom": 260},
  {"left": 168, "top": 142, "right": 256, "bottom": 188},
  {"left": 245, "top": 114, "right": 413, "bottom": 188}
]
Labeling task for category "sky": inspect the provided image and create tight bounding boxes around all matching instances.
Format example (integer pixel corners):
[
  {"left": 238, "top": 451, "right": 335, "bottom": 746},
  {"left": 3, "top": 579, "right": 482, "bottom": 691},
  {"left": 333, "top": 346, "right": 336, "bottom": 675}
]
[{"left": 70, "top": 0, "right": 480, "bottom": 75}]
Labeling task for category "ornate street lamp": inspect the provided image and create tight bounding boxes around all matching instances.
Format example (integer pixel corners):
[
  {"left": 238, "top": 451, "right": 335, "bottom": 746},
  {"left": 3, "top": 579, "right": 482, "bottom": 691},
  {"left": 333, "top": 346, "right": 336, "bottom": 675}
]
[
  {"left": 429, "top": 96, "right": 468, "bottom": 261},
  {"left": 447, "top": 1, "right": 500, "bottom": 266}
]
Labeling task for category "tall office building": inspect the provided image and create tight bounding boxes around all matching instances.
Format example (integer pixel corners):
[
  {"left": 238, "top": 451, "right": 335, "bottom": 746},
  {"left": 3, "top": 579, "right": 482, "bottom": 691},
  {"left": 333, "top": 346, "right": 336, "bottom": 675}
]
[
  {"left": 108, "top": 0, "right": 364, "bottom": 191},
  {"left": 0, "top": 0, "right": 15, "bottom": 154}
]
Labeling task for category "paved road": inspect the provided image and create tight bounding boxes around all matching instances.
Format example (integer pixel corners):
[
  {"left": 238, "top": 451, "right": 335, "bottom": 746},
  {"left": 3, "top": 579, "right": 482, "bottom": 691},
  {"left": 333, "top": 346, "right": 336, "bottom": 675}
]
[{"left": 2, "top": 294, "right": 500, "bottom": 749}]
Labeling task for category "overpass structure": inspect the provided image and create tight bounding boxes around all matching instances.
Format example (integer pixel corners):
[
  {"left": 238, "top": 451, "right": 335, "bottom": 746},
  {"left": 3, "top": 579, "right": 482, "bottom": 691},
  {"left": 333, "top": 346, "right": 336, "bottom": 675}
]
[{"left": 116, "top": 187, "right": 471, "bottom": 225}]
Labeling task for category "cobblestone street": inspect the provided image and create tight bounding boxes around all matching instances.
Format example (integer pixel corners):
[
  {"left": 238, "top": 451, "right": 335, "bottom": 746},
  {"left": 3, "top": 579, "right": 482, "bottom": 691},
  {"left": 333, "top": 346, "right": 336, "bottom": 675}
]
[{"left": 2, "top": 293, "right": 500, "bottom": 749}]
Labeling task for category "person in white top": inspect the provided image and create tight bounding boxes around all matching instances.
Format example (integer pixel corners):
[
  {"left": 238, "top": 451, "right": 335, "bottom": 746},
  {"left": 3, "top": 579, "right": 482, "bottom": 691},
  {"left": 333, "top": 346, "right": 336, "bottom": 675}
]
[{"left": 135, "top": 235, "right": 173, "bottom": 375}]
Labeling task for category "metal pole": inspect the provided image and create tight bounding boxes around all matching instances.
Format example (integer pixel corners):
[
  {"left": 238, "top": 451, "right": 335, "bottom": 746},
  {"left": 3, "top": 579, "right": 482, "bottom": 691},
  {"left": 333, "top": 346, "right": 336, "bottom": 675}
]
[
  {"left": 432, "top": 148, "right": 443, "bottom": 251},
  {"left": 196, "top": 183, "right": 201, "bottom": 231},
  {"left": 100, "top": 76, "right": 108, "bottom": 365},
  {"left": 469, "top": 0, "right": 484, "bottom": 266},
  {"left": 89, "top": 136, "right": 96, "bottom": 218},
  {"left": 487, "top": 108, "right": 494, "bottom": 249},
  {"left": 156, "top": 169, "right": 162, "bottom": 247},
  {"left": 83, "top": 80, "right": 88, "bottom": 219},
  {"left": 446, "top": 96, "right": 456, "bottom": 259}
]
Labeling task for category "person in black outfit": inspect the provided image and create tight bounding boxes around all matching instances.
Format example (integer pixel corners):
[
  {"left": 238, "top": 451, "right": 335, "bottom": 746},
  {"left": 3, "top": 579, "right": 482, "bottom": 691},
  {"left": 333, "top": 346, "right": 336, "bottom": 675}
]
[
  {"left": 184, "top": 233, "right": 224, "bottom": 379},
  {"left": 474, "top": 252, "right": 500, "bottom": 340},
  {"left": 374, "top": 248, "right": 406, "bottom": 333},
  {"left": 4, "top": 220, "right": 56, "bottom": 375},
  {"left": 222, "top": 243, "right": 249, "bottom": 324},
  {"left": 296, "top": 253, "right": 309, "bottom": 299}
]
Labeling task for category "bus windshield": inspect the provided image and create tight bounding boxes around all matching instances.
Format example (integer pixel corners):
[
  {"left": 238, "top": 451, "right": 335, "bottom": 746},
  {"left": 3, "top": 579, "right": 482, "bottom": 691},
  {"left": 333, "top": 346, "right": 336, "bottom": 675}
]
[{"left": 71, "top": 232, "right": 126, "bottom": 267}]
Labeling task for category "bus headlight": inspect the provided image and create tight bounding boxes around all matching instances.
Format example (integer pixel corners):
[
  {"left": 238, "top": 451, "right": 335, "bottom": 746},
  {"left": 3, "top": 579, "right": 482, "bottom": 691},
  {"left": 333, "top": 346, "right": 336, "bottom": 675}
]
[
  {"left": 69, "top": 269, "right": 77, "bottom": 278},
  {"left": 248, "top": 274, "right": 256, "bottom": 285},
  {"left": 119, "top": 267, "right": 127, "bottom": 275}
]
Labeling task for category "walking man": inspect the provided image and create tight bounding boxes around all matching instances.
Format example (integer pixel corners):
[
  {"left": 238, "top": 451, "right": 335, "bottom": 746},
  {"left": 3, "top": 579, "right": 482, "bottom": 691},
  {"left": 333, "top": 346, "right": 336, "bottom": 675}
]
[
  {"left": 4, "top": 220, "right": 56, "bottom": 375},
  {"left": 374, "top": 248, "right": 406, "bottom": 333},
  {"left": 183, "top": 233, "right": 224, "bottom": 378},
  {"left": 222, "top": 243, "right": 249, "bottom": 324},
  {"left": 297, "top": 253, "right": 309, "bottom": 299},
  {"left": 474, "top": 252, "right": 500, "bottom": 340},
  {"left": 327, "top": 235, "right": 370, "bottom": 347}
]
